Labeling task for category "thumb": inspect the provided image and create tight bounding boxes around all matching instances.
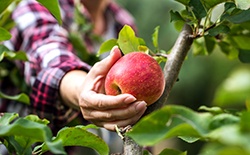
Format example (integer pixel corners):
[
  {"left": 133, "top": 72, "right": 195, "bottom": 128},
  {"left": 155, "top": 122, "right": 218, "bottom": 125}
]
[{"left": 90, "top": 46, "right": 122, "bottom": 76}]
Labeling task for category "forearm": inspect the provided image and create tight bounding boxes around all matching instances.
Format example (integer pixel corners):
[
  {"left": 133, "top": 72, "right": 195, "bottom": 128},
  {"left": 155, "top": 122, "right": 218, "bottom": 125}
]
[{"left": 59, "top": 70, "right": 88, "bottom": 110}]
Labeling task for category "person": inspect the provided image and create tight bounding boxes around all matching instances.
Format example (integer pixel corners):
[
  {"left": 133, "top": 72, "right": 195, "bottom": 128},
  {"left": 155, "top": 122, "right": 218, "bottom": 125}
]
[{"left": 0, "top": 0, "right": 147, "bottom": 154}]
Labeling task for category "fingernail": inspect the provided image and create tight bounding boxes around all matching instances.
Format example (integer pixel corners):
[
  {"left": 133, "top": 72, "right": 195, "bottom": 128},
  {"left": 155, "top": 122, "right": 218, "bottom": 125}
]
[
  {"left": 124, "top": 95, "right": 137, "bottom": 104},
  {"left": 110, "top": 45, "right": 119, "bottom": 55},
  {"left": 135, "top": 101, "right": 147, "bottom": 112}
]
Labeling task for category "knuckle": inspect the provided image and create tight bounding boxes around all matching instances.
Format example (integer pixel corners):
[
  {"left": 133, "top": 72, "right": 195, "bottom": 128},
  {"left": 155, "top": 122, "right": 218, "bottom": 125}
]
[{"left": 105, "top": 112, "right": 112, "bottom": 119}]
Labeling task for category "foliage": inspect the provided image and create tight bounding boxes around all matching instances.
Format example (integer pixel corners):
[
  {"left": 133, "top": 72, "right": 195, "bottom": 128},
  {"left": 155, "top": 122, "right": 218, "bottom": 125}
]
[
  {"left": 170, "top": 0, "right": 250, "bottom": 62},
  {"left": 127, "top": 104, "right": 250, "bottom": 155},
  {"left": 0, "top": 113, "right": 109, "bottom": 155}
]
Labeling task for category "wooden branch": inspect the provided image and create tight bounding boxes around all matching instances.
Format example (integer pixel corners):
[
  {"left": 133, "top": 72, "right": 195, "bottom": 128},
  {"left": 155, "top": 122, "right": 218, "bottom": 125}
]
[{"left": 123, "top": 24, "right": 194, "bottom": 155}]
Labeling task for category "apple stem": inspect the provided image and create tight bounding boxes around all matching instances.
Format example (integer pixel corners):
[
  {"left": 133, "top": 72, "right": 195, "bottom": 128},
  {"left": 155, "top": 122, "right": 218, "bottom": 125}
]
[{"left": 123, "top": 24, "right": 194, "bottom": 155}]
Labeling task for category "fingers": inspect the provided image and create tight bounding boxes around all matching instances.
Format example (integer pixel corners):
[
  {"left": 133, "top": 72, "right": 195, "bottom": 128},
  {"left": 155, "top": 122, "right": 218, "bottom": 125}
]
[
  {"left": 80, "top": 91, "right": 137, "bottom": 110},
  {"left": 83, "top": 101, "right": 147, "bottom": 131}
]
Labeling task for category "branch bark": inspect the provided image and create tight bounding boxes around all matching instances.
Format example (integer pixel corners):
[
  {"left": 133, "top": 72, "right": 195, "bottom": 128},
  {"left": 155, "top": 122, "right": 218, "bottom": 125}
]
[{"left": 123, "top": 24, "right": 194, "bottom": 155}]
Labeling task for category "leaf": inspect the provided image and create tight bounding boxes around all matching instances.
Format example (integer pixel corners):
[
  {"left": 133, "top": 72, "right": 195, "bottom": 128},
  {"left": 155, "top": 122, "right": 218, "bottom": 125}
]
[
  {"left": 0, "top": 27, "right": 11, "bottom": 41},
  {"left": 159, "top": 148, "right": 187, "bottom": 155},
  {"left": 0, "top": 113, "right": 19, "bottom": 126},
  {"left": 0, "top": 92, "right": 30, "bottom": 105},
  {"left": 238, "top": 49, "right": 250, "bottom": 63},
  {"left": 213, "top": 68, "right": 250, "bottom": 106},
  {"left": 232, "top": 36, "right": 250, "bottom": 50},
  {"left": 218, "top": 41, "right": 239, "bottom": 59},
  {"left": 117, "top": 25, "right": 140, "bottom": 54},
  {"left": 0, "top": 45, "right": 28, "bottom": 62},
  {"left": 204, "top": 35, "right": 216, "bottom": 54},
  {"left": 170, "top": 10, "right": 185, "bottom": 22},
  {"left": 208, "top": 25, "right": 230, "bottom": 36},
  {"left": 41, "top": 125, "right": 109, "bottom": 155},
  {"left": 36, "top": 0, "right": 62, "bottom": 25},
  {"left": 225, "top": 9, "right": 250, "bottom": 23},
  {"left": 0, "top": 117, "right": 66, "bottom": 155},
  {"left": 201, "top": 0, "right": 234, "bottom": 10},
  {"left": 240, "top": 111, "right": 250, "bottom": 132},
  {"left": 174, "top": 0, "right": 190, "bottom": 6},
  {"left": 189, "top": 0, "right": 207, "bottom": 19},
  {"left": 152, "top": 26, "right": 160, "bottom": 49},
  {"left": 193, "top": 37, "right": 214, "bottom": 56},
  {"left": 97, "top": 39, "right": 118, "bottom": 56},
  {"left": 0, "top": 0, "right": 14, "bottom": 15},
  {"left": 206, "top": 125, "right": 250, "bottom": 150},
  {"left": 126, "top": 105, "right": 212, "bottom": 146},
  {"left": 235, "top": 0, "right": 250, "bottom": 10}
]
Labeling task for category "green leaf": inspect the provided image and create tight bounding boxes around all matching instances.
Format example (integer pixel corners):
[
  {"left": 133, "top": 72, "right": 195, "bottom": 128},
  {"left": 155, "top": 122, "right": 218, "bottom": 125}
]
[
  {"left": 218, "top": 41, "right": 239, "bottom": 59},
  {"left": 0, "top": 113, "right": 19, "bottom": 126},
  {"left": 199, "top": 106, "right": 224, "bottom": 114},
  {"left": 0, "top": 27, "right": 11, "bottom": 41},
  {"left": 0, "top": 45, "right": 29, "bottom": 62},
  {"left": 117, "top": 25, "right": 140, "bottom": 54},
  {"left": 208, "top": 25, "right": 230, "bottom": 36},
  {"left": 213, "top": 68, "right": 250, "bottom": 106},
  {"left": 174, "top": 0, "right": 190, "bottom": 6},
  {"left": 170, "top": 10, "right": 185, "bottom": 22},
  {"left": 238, "top": 49, "right": 250, "bottom": 63},
  {"left": 24, "top": 114, "right": 50, "bottom": 125},
  {"left": 208, "top": 113, "right": 240, "bottom": 130},
  {"left": 126, "top": 105, "right": 212, "bottom": 146},
  {"left": 0, "top": 92, "right": 30, "bottom": 105},
  {"left": 36, "top": 0, "right": 62, "bottom": 25},
  {"left": 225, "top": 9, "right": 250, "bottom": 23},
  {"left": 192, "top": 36, "right": 215, "bottom": 55},
  {"left": 97, "top": 39, "right": 118, "bottom": 56},
  {"left": 201, "top": 0, "right": 234, "bottom": 10},
  {"left": 41, "top": 125, "right": 109, "bottom": 155},
  {"left": 206, "top": 125, "right": 250, "bottom": 150},
  {"left": 159, "top": 148, "right": 187, "bottom": 155},
  {"left": 152, "top": 26, "right": 160, "bottom": 48},
  {"left": 232, "top": 36, "right": 250, "bottom": 50},
  {"left": 0, "top": 0, "right": 14, "bottom": 15},
  {"left": 235, "top": 0, "right": 250, "bottom": 10},
  {"left": 0, "top": 117, "right": 66, "bottom": 155},
  {"left": 204, "top": 35, "right": 216, "bottom": 54},
  {"left": 240, "top": 111, "right": 250, "bottom": 132},
  {"left": 189, "top": 0, "right": 207, "bottom": 19}
]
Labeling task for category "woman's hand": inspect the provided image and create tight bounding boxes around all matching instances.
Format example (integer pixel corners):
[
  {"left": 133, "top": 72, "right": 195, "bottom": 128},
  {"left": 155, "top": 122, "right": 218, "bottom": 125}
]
[{"left": 79, "top": 46, "right": 147, "bottom": 131}]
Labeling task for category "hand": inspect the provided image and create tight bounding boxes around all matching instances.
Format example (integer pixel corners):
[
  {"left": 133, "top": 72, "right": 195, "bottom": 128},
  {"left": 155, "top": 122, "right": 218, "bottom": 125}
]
[{"left": 79, "top": 46, "right": 147, "bottom": 131}]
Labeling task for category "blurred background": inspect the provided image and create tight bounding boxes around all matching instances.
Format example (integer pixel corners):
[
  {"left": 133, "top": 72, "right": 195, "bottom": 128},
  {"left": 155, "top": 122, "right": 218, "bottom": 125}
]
[{"left": 116, "top": 0, "right": 250, "bottom": 154}]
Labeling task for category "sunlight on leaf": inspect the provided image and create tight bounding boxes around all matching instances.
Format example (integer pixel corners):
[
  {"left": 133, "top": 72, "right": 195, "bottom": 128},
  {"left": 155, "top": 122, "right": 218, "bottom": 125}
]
[
  {"left": 117, "top": 25, "right": 140, "bottom": 54},
  {"left": 235, "top": 0, "right": 250, "bottom": 10}
]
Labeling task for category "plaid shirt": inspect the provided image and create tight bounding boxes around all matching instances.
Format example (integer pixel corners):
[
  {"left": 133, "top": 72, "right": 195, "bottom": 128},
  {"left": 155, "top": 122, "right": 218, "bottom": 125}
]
[{"left": 1, "top": 0, "right": 136, "bottom": 133}]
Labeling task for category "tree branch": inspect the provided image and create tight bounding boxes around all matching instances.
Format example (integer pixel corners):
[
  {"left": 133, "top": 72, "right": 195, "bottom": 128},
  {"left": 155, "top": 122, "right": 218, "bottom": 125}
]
[
  {"left": 146, "top": 24, "right": 194, "bottom": 114},
  {"left": 123, "top": 24, "right": 194, "bottom": 155}
]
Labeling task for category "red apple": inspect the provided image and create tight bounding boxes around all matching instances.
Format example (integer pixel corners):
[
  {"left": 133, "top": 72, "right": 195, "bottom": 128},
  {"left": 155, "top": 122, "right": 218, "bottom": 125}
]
[{"left": 105, "top": 51, "right": 165, "bottom": 106}]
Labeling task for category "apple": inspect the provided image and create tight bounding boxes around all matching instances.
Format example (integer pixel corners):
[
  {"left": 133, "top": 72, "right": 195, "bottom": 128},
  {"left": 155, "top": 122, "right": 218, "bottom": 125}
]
[{"left": 105, "top": 51, "right": 165, "bottom": 106}]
